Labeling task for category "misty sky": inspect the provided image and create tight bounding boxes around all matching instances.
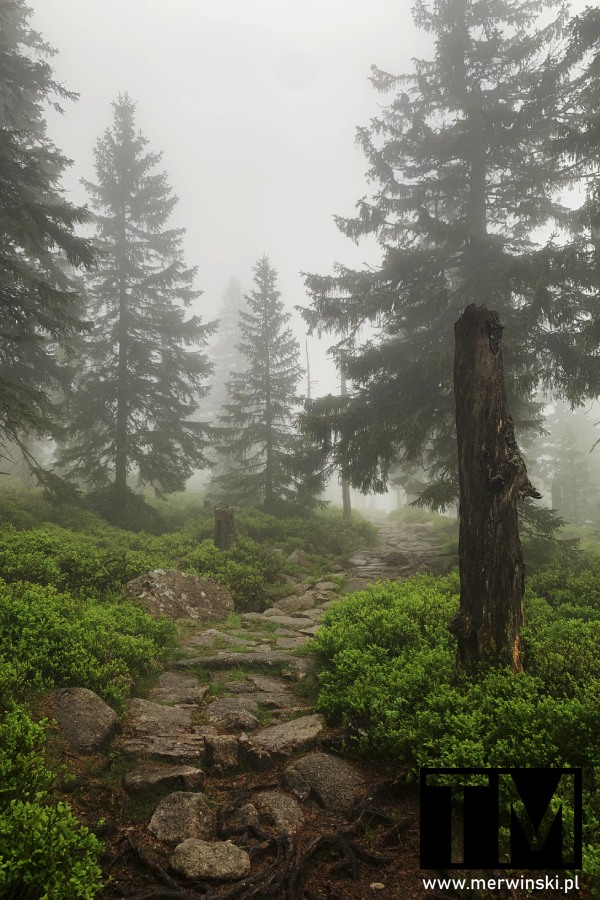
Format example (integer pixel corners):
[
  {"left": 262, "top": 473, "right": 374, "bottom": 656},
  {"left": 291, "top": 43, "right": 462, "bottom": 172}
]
[{"left": 31, "top": 0, "right": 589, "bottom": 400}]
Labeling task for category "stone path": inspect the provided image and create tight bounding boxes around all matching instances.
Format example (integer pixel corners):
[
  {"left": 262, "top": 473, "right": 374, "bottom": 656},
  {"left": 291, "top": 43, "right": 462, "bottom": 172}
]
[
  {"left": 345, "top": 518, "right": 458, "bottom": 591},
  {"left": 52, "top": 517, "right": 458, "bottom": 898}
]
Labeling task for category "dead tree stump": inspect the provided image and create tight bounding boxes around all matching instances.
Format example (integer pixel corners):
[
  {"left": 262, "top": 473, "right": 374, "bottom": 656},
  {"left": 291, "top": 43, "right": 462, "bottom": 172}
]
[
  {"left": 214, "top": 507, "right": 235, "bottom": 550},
  {"left": 450, "top": 304, "right": 540, "bottom": 672}
]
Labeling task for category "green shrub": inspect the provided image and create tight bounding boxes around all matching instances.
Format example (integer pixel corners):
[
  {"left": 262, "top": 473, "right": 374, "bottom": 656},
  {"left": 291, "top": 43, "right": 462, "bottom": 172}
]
[
  {"left": 312, "top": 571, "right": 600, "bottom": 889},
  {"left": 0, "top": 800, "right": 104, "bottom": 899},
  {"left": 0, "top": 524, "right": 171, "bottom": 598},
  {"left": 0, "top": 706, "right": 54, "bottom": 804},
  {"left": 0, "top": 580, "right": 175, "bottom": 707},
  {"left": 0, "top": 706, "right": 103, "bottom": 899},
  {"left": 182, "top": 537, "right": 280, "bottom": 610}
]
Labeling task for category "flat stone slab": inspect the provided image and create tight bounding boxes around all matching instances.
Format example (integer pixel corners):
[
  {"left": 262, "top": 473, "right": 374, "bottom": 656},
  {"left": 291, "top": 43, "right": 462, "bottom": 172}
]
[
  {"left": 276, "top": 636, "right": 308, "bottom": 649},
  {"left": 206, "top": 697, "right": 260, "bottom": 732},
  {"left": 299, "top": 624, "right": 322, "bottom": 636},
  {"left": 283, "top": 752, "right": 364, "bottom": 816},
  {"left": 273, "top": 593, "right": 317, "bottom": 614},
  {"left": 249, "top": 675, "right": 286, "bottom": 693},
  {"left": 124, "top": 765, "right": 204, "bottom": 795},
  {"left": 221, "top": 679, "right": 257, "bottom": 694},
  {"left": 253, "top": 714, "right": 324, "bottom": 755},
  {"left": 256, "top": 615, "right": 315, "bottom": 630},
  {"left": 254, "top": 692, "right": 296, "bottom": 710},
  {"left": 257, "top": 791, "right": 304, "bottom": 835},
  {"left": 48, "top": 688, "right": 119, "bottom": 754},
  {"left": 149, "top": 672, "right": 207, "bottom": 705},
  {"left": 121, "top": 699, "right": 204, "bottom": 761},
  {"left": 127, "top": 698, "right": 192, "bottom": 734},
  {"left": 185, "top": 629, "right": 257, "bottom": 648},
  {"left": 149, "top": 792, "right": 216, "bottom": 845},
  {"left": 170, "top": 839, "right": 251, "bottom": 881},
  {"left": 173, "top": 652, "right": 306, "bottom": 673},
  {"left": 120, "top": 734, "right": 206, "bottom": 762}
]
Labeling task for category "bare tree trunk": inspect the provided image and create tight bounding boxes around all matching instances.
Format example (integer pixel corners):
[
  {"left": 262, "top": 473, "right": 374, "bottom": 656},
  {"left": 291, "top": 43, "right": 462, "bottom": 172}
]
[
  {"left": 214, "top": 507, "right": 236, "bottom": 550},
  {"left": 450, "top": 304, "right": 540, "bottom": 672}
]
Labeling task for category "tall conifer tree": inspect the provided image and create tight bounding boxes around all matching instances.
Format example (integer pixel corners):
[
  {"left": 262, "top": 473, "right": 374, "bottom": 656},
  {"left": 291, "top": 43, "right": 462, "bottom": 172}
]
[
  {"left": 0, "top": 0, "right": 94, "bottom": 459},
  {"left": 205, "top": 276, "right": 245, "bottom": 422},
  {"left": 61, "top": 95, "right": 214, "bottom": 517},
  {"left": 302, "top": 0, "right": 588, "bottom": 506},
  {"left": 211, "top": 256, "right": 304, "bottom": 510}
]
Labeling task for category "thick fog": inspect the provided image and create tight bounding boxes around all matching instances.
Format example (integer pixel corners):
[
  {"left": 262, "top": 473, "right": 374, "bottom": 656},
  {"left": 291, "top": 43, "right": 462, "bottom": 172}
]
[
  {"left": 27, "top": 0, "right": 594, "bottom": 511},
  {"left": 30, "top": 0, "right": 436, "bottom": 397}
]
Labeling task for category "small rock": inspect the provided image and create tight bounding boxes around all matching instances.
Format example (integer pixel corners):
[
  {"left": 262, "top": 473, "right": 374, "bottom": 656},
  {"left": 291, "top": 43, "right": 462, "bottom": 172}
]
[
  {"left": 348, "top": 553, "right": 375, "bottom": 566},
  {"left": 382, "top": 551, "right": 410, "bottom": 567},
  {"left": 204, "top": 734, "right": 239, "bottom": 770},
  {"left": 170, "top": 838, "right": 250, "bottom": 881},
  {"left": 280, "top": 574, "right": 298, "bottom": 585},
  {"left": 257, "top": 791, "right": 304, "bottom": 835},
  {"left": 303, "top": 608, "right": 324, "bottom": 621},
  {"left": 124, "top": 765, "right": 204, "bottom": 795},
  {"left": 48, "top": 688, "right": 119, "bottom": 754},
  {"left": 283, "top": 752, "right": 364, "bottom": 816},
  {"left": 314, "top": 581, "right": 338, "bottom": 591},
  {"left": 238, "top": 734, "right": 272, "bottom": 770},
  {"left": 229, "top": 803, "right": 259, "bottom": 830},
  {"left": 286, "top": 548, "right": 313, "bottom": 568},
  {"left": 148, "top": 792, "right": 216, "bottom": 845},
  {"left": 370, "top": 883, "right": 386, "bottom": 891},
  {"left": 253, "top": 714, "right": 324, "bottom": 755}
]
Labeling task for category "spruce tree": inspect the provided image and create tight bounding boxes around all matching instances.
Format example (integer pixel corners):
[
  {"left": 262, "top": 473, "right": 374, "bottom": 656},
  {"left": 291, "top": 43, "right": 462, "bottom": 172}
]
[
  {"left": 61, "top": 95, "right": 214, "bottom": 518},
  {"left": 0, "top": 0, "right": 94, "bottom": 459},
  {"left": 302, "top": 0, "right": 586, "bottom": 506},
  {"left": 205, "top": 276, "right": 246, "bottom": 422},
  {"left": 211, "top": 256, "right": 304, "bottom": 510},
  {"left": 527, "top": 399, "right": 600, "bottom": 524},
  {"left": 551, "top": 7, "right": 600, "bottom": 376}
]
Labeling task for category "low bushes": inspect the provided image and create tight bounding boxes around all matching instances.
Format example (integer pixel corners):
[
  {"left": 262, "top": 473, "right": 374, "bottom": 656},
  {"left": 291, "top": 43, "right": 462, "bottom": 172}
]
[
  {"left": 0, "top": 705, "right": 104, "bottom": 899},
  {"left": 0, "top": 580, "right": 176, "bottom": 708},
  {"left": 312, "top": 570, "right": 600, "bottom": 887},
  {"left": 182, "top": 536, "right": 280, "bottom": 610}
]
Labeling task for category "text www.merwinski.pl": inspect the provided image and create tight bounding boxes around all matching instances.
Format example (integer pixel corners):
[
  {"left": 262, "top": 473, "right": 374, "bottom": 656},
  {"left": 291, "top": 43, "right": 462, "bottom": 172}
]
[{"left": 422, "top": 874, "right": 580, "bottom": 893}]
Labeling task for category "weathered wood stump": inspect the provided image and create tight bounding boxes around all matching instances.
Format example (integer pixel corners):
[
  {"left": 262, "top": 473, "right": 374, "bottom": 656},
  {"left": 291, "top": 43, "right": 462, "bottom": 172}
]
[
  {"left": 214, "top": 507, "right": 235, "bottom": 550},
  {"left": 451, "top": 304, "right": 540, "bottom": 672}
]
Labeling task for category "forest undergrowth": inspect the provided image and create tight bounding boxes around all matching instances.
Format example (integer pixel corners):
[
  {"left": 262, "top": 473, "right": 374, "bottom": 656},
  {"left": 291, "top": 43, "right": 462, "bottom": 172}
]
[{"left": 0, "top": 489, "right": 599, "bottom": 895}]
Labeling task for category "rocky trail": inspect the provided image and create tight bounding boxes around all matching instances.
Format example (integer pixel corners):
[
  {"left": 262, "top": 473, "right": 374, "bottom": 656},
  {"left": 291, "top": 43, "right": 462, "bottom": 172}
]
[{"left": 48, "top": 519, "right": 459, "bottom": 900}]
